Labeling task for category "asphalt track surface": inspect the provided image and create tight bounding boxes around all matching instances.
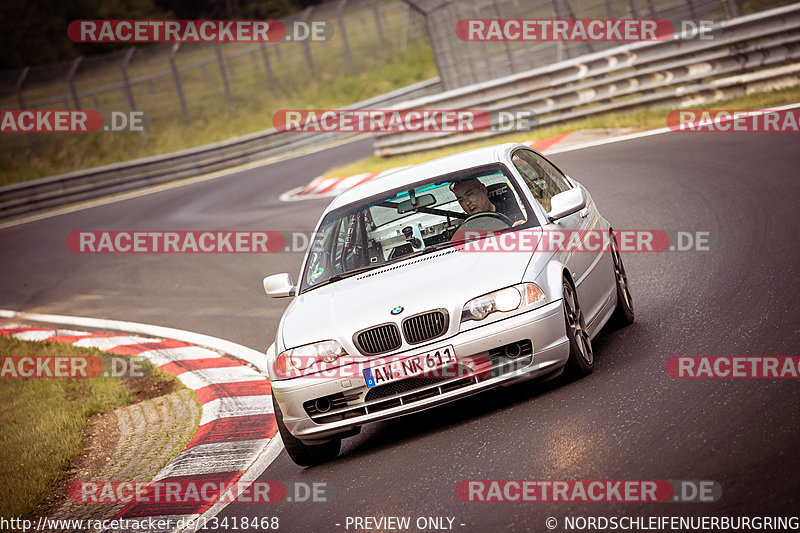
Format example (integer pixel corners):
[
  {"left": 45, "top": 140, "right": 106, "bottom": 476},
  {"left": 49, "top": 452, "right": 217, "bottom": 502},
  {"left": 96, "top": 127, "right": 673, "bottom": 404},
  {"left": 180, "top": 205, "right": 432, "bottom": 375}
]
[{"left": 1, "top": 132, "right": 799, "bottom": 531}]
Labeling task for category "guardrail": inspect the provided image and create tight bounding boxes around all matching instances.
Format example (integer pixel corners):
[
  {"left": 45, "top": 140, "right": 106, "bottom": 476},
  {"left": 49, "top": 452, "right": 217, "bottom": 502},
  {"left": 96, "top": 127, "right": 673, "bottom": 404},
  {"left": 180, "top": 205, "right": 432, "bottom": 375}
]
[
  {"left": 4, "top": 4, "right": 799, "bottom": 221},
  {"left": 374, "top": 3, "right": 800, "bottom": 156},
  {"left": 0, "top": 77, "right": 441, "bottom": 221}
]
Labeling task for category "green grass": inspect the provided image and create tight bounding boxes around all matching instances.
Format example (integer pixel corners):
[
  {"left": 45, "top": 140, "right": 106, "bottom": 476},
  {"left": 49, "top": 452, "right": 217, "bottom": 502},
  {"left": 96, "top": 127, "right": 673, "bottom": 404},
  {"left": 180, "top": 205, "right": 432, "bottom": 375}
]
[
  {"left": 0, "top": 43, "right": 436, "bottom": 187},
  {"left": 321, "top": 84, "right": 800, "bottom": 178},
  {"left": 0, "top": 336, "right": 168, "bottom": 518},
  {"left": 1, "top": 0, "right": 790, "bottom": 188},
  {"left": 0, "top": 1, "right": 431, "bottom": 187}
]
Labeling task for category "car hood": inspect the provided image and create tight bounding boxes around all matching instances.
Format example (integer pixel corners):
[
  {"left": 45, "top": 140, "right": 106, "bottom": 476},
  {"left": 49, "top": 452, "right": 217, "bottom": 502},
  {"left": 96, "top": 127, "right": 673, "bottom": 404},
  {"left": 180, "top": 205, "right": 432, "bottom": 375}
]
[{"left": 281, "top": 232, "right": 541, "bottom": 352}]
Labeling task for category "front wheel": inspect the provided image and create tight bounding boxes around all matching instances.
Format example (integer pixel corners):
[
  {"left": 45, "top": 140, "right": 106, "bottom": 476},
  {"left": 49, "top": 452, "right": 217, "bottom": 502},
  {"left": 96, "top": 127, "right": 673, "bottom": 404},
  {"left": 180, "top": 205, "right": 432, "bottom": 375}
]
[
  {"left": 273, "top": 395, "right": 341, "bottom": 466},
  {"left": 563, "top": 278, "right": 593, "bottom": 377}
]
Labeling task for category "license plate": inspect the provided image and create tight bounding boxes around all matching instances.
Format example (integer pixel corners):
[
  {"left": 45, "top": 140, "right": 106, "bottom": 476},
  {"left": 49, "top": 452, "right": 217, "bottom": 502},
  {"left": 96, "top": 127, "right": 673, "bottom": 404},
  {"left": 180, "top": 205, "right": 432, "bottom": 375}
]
[{"left": 363, "top": 345, "right": 457, "bottom": 388}]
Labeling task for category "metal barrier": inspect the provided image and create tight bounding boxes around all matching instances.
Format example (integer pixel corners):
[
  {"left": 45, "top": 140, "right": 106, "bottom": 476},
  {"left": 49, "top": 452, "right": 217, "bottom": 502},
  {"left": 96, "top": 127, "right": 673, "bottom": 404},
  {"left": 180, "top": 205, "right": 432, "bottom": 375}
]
[
  {"left": 3, "top": 4, "right": 800, "bottom": 220},
  {"left": 411, "top": 0, "right": 741, "bottom": 91},
  {"left": 374, "top": 3, "right": 800, "bottom": 156},
  {"left": 0, "top": 78, "right": 441, "bottom": 221}
]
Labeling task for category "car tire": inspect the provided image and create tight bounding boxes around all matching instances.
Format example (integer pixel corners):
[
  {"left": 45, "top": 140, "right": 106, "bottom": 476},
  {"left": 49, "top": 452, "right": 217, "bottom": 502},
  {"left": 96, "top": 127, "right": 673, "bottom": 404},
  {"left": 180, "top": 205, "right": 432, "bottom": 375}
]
[
  {"left": 609, "top": 230, "right": 635, "bottom": 327},
  {"left": 272, "top": 395, "right": 341, "bottom": 466},
  {"left": 563, "top": 277, "right": 593, "bottom": 377}
]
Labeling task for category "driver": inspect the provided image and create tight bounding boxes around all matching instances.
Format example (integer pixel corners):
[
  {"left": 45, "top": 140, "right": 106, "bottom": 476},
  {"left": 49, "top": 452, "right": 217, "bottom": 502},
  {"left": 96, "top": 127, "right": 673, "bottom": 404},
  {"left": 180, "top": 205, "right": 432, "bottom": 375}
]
[{"left": 450, "top": 178, "right": 525, "bottom": 226}]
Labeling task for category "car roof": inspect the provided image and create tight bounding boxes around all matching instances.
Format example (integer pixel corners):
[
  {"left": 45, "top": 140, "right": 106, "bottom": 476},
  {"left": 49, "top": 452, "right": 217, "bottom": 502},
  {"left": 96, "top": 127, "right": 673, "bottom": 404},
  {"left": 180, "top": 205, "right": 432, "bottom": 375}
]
[{"left": 326, "top": 142, "right": 529, "bottom": 210}]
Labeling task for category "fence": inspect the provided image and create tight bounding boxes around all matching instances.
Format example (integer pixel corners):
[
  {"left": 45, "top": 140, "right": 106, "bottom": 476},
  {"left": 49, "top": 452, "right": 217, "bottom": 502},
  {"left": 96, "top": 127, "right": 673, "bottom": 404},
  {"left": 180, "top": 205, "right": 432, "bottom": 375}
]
[
  {"left": 3, "top": 0, "right": 799, "bottom": 219},
  {"left": 0, "top": 78, "right": 441, "bottom": 221},
  {"left": 0, "top": 0, "right": 428, "bottom": 138},
  {"left": 374, "top": 2, "right": 800, "bottom": 155},
  {"left": 405, "top": 0, "right": 795, "bottom": 91}
]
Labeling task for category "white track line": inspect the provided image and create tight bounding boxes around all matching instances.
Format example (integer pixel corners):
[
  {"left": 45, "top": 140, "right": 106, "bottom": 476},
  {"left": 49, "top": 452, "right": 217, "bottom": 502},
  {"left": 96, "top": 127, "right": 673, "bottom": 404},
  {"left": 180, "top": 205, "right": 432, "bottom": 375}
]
[
  {"left": 178, "top": 437, "right": 285, "bottom": 533},
  {"left": 153, "top": 440, "right": 271, "bottom": 480},
  {"left": 0, "top": 135, "right": 372, "bottom": 231},
  {"left": 72, "top": 335, "right": 156, "bottom": 350},
  {"left": 139, "top": 346, "right": 223, "bottom": 366},
  {"left": 12, "top": 104, "right": 799, "bottom": 528},
  {"left": 546, "top": 101, "right": 800, "bottom": 155},
  {"left": 0, "top": 309, "right": 267, "bottom": 373},
  {"left": 0, "top": 314, "right": 285, "bottom": 533},
  {"left": 200, "top": 396, "right": 275, "bottom": 426},
  {"left": 283, "top": 101, "right": 800, "bottom": 201},
  {"left": 11, "top": 328, "right": 88, "bottom": 341},
  {"left": 178, "top": 367, "right": 265, "bottom": 390}
]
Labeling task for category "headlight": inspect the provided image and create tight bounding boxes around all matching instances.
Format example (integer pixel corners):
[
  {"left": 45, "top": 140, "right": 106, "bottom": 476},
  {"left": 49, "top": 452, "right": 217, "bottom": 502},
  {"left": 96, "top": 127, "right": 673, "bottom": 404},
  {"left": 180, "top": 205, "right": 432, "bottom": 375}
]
[
  {"left": 461, "top": 283, "right": 545, "bottom": 322},
  {"left": 275, "top": 340, "right": 347, "bottom": 377}
]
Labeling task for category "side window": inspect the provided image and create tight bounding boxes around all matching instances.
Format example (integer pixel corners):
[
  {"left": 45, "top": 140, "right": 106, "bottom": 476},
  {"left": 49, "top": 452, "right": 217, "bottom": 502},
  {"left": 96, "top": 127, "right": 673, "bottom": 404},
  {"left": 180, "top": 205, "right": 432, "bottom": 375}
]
[
  {"left": 511, "top": 149, "right": 571, "bottom": 212},
  {"left": 304, "top": 213, "right": 365, "bottom": 287},
  {"left": 336, "top": 212, "right": 365, "bottom": 271}
]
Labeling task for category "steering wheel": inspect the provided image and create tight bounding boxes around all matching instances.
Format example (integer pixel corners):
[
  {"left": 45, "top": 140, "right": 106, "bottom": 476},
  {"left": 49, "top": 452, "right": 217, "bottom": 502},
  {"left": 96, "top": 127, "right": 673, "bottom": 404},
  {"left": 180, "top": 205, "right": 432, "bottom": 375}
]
[{"left": 459, "top": 211, "right": 512, "bottom": 232}]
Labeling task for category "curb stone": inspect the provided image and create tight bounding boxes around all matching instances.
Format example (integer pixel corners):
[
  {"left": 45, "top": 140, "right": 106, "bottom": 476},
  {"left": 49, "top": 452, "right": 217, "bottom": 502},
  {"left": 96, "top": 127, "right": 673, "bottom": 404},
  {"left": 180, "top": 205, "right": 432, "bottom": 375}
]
[
  {"left": 0, "top": 324, "right": 275, "bottom": 533},
  {"left": 286, "top": 131, "right": 575, "bottom": 201}
]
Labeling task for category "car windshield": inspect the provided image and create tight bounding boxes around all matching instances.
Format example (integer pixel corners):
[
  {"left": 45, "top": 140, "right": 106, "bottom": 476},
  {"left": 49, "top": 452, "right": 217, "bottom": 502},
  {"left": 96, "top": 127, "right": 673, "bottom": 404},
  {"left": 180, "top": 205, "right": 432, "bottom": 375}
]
[{"left": 300, "top": 163, "right": 535, "bottom": 292}]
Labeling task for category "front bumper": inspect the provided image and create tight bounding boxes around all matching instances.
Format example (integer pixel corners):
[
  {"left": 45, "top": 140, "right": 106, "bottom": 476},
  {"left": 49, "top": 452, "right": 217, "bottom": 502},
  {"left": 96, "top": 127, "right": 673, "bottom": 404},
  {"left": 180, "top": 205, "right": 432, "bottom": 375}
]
[{"left": 270, "top": 299, "right": 569, "bottom": 443}]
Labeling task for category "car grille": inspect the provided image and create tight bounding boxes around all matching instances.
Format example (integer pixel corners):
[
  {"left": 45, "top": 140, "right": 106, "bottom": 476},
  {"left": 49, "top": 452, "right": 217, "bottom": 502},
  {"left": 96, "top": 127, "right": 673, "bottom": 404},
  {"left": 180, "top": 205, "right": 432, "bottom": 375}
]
[
  {"left": 364, "top": 370, "right": 462, "bottom": 401},
  {"left": 305, "top": 341, "right": 534, "bottom": 424},
  {"left": 402, "top": 310, "right": 448, "bottom": 345},
  {"left": 354, "top": 323, "right": 402, "bottom": 355}
]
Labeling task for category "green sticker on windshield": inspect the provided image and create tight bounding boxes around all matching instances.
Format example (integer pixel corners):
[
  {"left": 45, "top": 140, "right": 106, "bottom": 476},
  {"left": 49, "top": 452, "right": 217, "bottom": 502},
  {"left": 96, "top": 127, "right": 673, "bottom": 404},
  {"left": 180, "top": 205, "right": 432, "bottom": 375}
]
[{"left": 311, "top": 267, "right": 324, "bottom": 280}]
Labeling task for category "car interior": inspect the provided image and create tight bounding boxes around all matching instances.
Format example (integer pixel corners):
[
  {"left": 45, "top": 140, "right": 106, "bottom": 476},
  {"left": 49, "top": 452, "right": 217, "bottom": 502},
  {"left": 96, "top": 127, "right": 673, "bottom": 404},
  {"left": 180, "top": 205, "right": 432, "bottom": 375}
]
[{"left": 303, "top": 168, "right": 533, "bottom": 290}]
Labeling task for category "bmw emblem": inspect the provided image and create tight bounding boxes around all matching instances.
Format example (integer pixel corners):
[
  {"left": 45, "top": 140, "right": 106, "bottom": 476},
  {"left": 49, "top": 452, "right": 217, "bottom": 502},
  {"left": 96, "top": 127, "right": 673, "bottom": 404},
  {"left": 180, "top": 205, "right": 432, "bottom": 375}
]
[{"left": 391, "top": 306, "right": 404, "bottom": 315}]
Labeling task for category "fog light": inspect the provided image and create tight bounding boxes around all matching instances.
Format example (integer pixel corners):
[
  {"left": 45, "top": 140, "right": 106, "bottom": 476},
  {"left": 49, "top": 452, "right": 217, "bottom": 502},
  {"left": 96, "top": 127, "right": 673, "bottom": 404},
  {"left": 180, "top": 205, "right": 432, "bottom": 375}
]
[
  {"left": 314, "top": 398, "right": 332, "bottom": 413},
  {"left": 504, "top": 342, "right": 522, "bottom": 358}
]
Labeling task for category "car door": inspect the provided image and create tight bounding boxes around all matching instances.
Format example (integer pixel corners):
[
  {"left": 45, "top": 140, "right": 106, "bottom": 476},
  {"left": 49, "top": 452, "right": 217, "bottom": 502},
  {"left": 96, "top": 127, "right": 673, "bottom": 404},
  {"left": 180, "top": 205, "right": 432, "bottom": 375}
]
[{"left": 510, "top": 148, "right": 605, "bottom": 316}]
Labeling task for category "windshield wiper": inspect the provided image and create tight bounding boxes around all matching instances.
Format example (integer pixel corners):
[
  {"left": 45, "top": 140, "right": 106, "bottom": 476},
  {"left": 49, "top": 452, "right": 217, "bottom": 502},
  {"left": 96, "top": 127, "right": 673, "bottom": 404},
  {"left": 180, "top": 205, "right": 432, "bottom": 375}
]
[
  {"left": 306, "top": 264, "right": 381, "bottom": 290},
  {"left": 305, "top": 243, "right": 456, "bottom": 293},
  {"left": 395, "top": 241, "right": 454, "bottom": 262},
  {"left": 422, "top": 241, "right": 455, "bottom": 253}
]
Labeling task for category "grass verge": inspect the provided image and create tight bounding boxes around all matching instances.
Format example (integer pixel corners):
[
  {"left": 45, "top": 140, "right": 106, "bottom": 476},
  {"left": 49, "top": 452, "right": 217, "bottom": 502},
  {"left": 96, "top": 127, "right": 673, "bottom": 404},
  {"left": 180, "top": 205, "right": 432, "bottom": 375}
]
[
  {"left": 0, "top": 44, "right": 437, "bottom": 188},
  {"left": 0, "top": 335, "right": 179, "bottom": 518},
  {"left": 321, "top": 84, "right": 800, "bottom": 179}
]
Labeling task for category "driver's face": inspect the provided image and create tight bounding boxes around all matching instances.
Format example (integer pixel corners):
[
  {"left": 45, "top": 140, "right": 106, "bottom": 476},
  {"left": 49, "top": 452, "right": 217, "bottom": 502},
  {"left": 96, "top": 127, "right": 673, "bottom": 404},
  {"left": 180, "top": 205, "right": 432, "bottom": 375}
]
[{"left": 453, "top": 180, "right": 495, "bottom": 215}]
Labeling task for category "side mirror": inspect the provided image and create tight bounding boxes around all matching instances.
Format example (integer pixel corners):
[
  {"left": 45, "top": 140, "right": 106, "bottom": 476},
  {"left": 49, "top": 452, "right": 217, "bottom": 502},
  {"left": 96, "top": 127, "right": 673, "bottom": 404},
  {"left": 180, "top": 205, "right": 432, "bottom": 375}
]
[
  {"left": 263, "top": 273, "right": 296, "bottom": 298},
  {"left": 548, "top": 188, "right": 586, "bottom": 222}
]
